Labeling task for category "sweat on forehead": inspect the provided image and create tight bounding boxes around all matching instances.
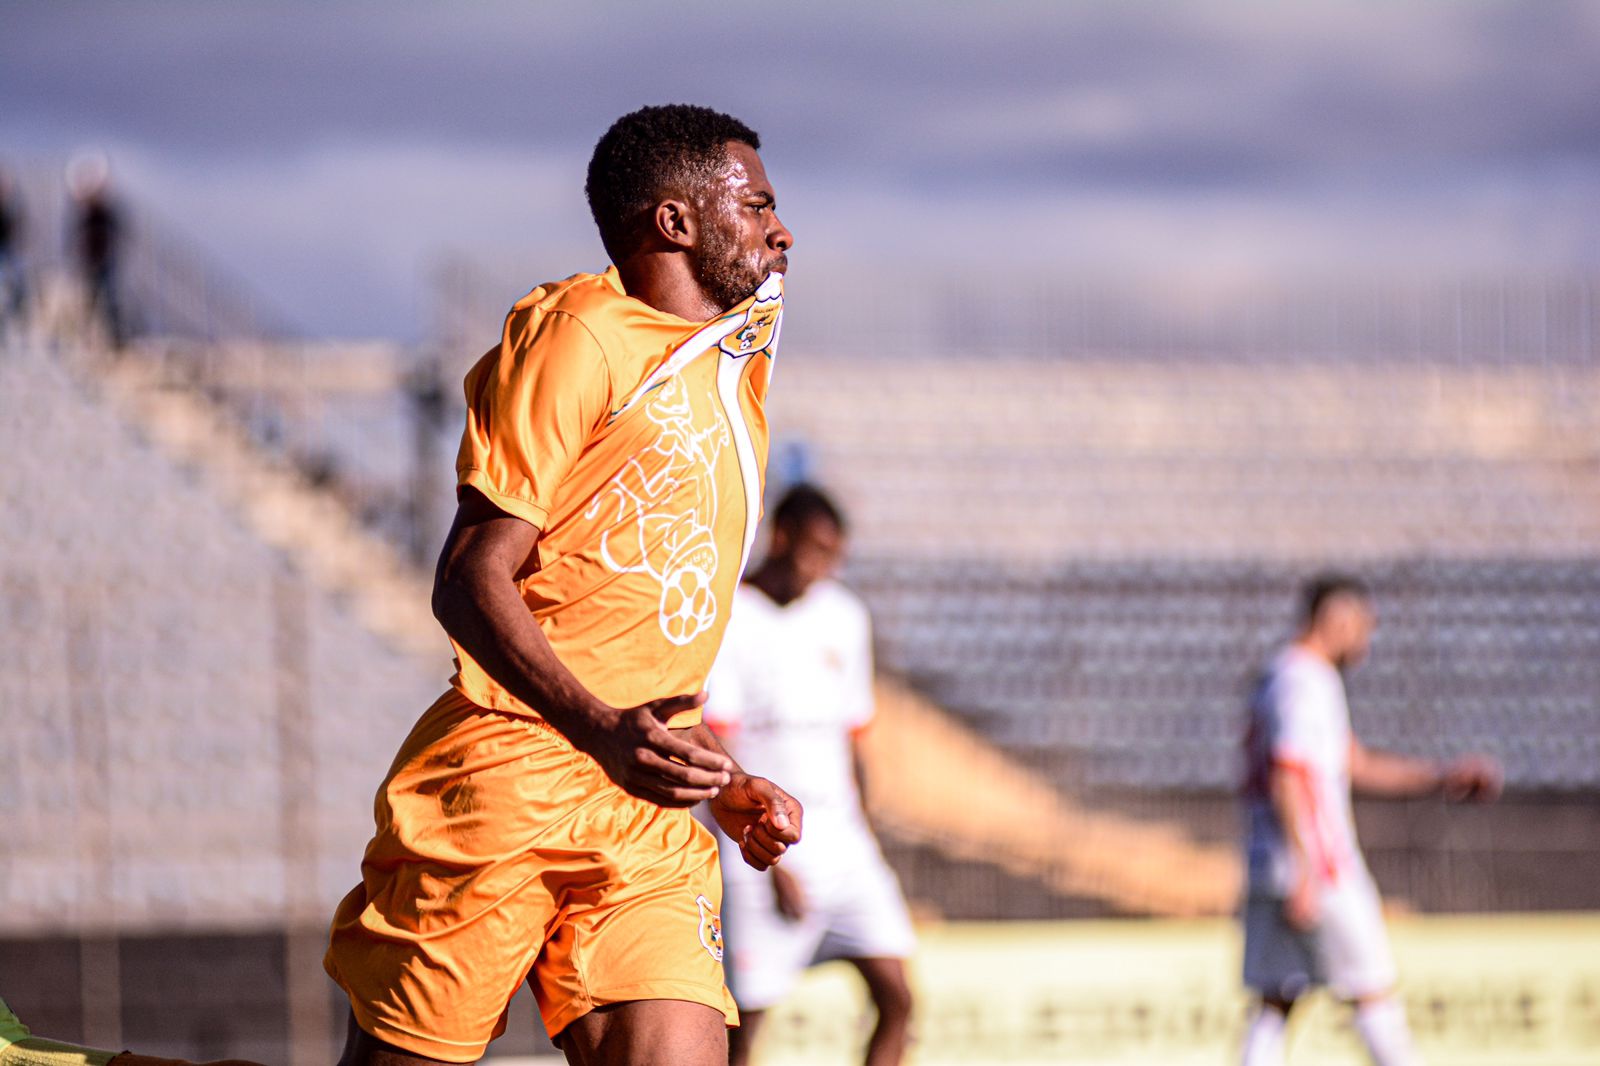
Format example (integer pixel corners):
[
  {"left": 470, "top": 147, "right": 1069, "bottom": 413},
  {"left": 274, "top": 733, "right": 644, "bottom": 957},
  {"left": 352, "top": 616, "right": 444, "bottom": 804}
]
[{"left": 691, "top": 144, "right": 770, "bottom": 209}]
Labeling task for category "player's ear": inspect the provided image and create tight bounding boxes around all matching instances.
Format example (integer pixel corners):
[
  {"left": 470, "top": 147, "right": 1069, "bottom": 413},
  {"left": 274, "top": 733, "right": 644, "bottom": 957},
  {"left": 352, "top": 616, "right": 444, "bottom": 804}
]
[{"left": 653, "top": 198, "right": 696, "bottom": 250}]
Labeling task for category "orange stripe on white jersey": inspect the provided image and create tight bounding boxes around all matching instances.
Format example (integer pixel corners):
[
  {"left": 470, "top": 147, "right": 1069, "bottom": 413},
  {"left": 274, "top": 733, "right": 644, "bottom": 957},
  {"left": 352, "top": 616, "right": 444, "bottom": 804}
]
[{"left": 1275, "top": 757, "right": 1342, "bottom": 883}]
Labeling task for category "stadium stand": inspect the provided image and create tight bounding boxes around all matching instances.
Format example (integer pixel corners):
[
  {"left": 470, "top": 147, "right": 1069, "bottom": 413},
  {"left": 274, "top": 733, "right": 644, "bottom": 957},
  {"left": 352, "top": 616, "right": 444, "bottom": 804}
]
[
  {"left": 761, "top": 343, "right": 1600, "bottom": 915},
  {"left": 419, "top": 266, "right": 1600, "bottom": 915},
  {"left": 765, "top": 355, "right": 1600, "bottom": 563},
  {"left": 2, "top": 192, "right": 1596, "bottom": 1058},
  {"left": 0, "top": 341, "right": 449, "bottom": 930},
  {"left": 850, "top": 557, "right": 1600, "bottom": 792},
  {"left": 0, "top": 336, "right": 452, "bottom": 1062},
  {"left": 861, "top": 678, "right": 1241, "bottom": 918},
  {"left": 2, "top": 335, "right": 1240, "bottom": 1061}
]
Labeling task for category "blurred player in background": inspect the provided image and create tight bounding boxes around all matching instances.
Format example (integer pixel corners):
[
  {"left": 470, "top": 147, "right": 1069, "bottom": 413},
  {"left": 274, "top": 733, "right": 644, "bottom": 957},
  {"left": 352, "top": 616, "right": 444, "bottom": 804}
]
[
  {"left": 1240, "top": 574, "right": 1502, "bottom": 1066},
  {"left": 67, "top": 154, "right": 124, "bottom": 349},
  {"left": 0, "top": 166, "right": 26, "bottom": 335},
  {"left": 706, "top": 485, "right": 916, "bottom": 1066}
]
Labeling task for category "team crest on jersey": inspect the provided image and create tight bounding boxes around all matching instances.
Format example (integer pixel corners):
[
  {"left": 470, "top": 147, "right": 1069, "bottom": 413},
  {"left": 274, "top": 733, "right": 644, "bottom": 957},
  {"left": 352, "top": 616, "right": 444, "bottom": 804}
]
[
  {"left": 718, "top": 295, "right": 781, "bottom": 360},
  {"left": 695, "top": 894, "right": 725, "bottom": 962}
]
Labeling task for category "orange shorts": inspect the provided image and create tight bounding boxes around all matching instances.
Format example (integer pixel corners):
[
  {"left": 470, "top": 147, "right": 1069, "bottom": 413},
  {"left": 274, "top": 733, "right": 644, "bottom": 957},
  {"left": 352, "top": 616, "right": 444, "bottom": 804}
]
[{"left": 324, "top": 690, "right": 736, "bottom": 1062}]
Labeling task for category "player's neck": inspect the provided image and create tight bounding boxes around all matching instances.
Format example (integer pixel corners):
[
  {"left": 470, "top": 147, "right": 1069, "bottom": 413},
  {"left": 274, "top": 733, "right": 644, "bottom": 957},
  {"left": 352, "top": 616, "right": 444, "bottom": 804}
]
[
  {"left": 1293, "top": 634, "right": 1337, "bottom": 668},
  {"left": 615, "top": 254, "right": 725, "bottom": 322},
  {"left": 748, "top": 564, "right": 804, "bottom": 607}
]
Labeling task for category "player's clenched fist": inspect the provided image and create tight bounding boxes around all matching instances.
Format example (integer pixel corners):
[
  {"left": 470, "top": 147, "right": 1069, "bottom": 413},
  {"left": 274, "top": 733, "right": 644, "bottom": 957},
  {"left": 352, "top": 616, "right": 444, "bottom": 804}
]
[
  {"left": 1283, "top": 873, "right": 1321, "bottom": 932},
  {"left": 1442, "top": 755, "right": 1503, "bottom": 803},
  {"left": 710, "top": 774, "right": 804, "bottom": 871},
  {"left": 573, "top": 693, "right": 734, "bottom": 808}
]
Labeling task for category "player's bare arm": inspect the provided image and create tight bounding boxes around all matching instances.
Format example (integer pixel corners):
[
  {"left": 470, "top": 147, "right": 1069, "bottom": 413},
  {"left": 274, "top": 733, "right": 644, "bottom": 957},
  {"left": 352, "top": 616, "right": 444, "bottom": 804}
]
[
  {"left": 432, "top": 486, "right": 734, "bottom": 807},
  {"left": 1348, "top": 740, "right": 1502, "bottom": 802},
  {"left": 767, "top": 862, "right": 809, "bottom": 921},
  {"left": 674, "top": 721, "right": 803, "bottom": 869},
  {"left": 1269, "top": 761, "right": 1322, "bottom": 931},
  {"left": 851, "top": 730, "right": 880, "bottom": 834}
]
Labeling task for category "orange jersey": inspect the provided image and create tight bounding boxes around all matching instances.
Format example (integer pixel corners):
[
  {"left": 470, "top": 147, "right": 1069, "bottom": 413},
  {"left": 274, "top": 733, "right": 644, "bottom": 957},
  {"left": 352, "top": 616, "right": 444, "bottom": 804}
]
[{"left": 452, "top": 267, "right": 784, "bottom": 727}]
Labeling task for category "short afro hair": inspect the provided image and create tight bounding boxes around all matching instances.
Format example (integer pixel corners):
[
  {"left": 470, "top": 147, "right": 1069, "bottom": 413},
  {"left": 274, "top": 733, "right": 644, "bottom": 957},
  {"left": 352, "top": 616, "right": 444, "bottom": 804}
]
[
  {"left": 772, "top": 483, "right": 845, "bottom": 536},
  {"left": 586, "top": 104, "right": 761, "bottom": 262},
  {"left": 1300, "top": 572, "right": 1370, "bottom": 625}
]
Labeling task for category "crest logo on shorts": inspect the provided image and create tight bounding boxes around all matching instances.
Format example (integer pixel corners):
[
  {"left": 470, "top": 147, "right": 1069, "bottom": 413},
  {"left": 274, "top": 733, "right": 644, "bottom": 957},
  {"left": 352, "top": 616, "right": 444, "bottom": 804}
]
[
  {"left": 695, "top": 894, "right": 725, "bottom": 962},
  {"left": 718, "top": 295, "right": 781, "bottom": 360}
]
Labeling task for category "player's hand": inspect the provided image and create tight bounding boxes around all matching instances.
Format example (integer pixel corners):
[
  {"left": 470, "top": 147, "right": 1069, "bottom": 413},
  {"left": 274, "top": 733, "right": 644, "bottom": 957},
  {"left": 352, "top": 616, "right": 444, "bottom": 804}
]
[
  {"left": 771, "top": 863, "right": 809, "bottom": 922},
  {"left": 1284, "top": 874, "right": 1320, "bottom": 932},
  {"left": 1442, "top": 755, "right": 1503, "bottom": 803},
  {"left": 575, "top": 693, "right": 734, "bottom": 808},
  {"left": 709, "top": 773, "right": 804, "bottom": 871}
]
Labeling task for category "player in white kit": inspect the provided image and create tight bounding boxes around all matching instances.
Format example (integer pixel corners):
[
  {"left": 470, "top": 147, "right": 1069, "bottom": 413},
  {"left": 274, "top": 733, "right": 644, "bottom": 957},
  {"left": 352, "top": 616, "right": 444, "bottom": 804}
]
[
  {"left": 1240, "top": 575, "right": 1502, "bottom": 1066},
  {"left": 705, "top": 485, "right": 916, "bottom": 1066}
]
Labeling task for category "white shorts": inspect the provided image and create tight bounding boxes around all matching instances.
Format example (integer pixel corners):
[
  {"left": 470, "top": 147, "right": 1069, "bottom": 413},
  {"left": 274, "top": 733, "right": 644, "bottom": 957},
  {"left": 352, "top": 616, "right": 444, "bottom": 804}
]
[
  {"left": 719, "top": 821, "right": 916, "bottom": 1012},
  {"left": 1243, "top": 869, "right": 1397, "bottom": 1001}
]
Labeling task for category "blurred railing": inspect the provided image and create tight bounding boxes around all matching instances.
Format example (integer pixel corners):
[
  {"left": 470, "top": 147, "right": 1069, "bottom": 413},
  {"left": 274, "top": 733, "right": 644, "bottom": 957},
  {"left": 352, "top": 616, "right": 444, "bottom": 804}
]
[
  {"left": 4, "top": 160, "right": 472, "bottom": 565},
  {"left": 785, "top": 271, "right": 1599, "bottom": 365},
  {"left": 428, "top": 250, "right": 1600, "bottom": 366},
  {"left": 7, "top": 160, "right": 297, "bottom": 342}
]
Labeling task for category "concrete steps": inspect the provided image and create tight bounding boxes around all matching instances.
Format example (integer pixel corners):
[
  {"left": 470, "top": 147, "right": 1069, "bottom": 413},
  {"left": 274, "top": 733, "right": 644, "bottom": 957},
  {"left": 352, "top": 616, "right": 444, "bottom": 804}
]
[
  {"left": 862, "top": 677, "right": 1240, "bottom": 917},
  {"left": 94, "top": 351, "right": 440, "bottom": 661}
]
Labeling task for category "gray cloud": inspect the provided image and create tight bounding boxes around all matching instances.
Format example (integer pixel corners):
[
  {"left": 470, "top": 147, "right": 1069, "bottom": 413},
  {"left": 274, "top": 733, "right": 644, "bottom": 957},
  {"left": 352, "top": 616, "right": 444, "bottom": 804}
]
[
  {"left": 4, "top": 1, "right": 1597, "bottom": 338},
  {"left": 10, "top": 2, "right": 1598, "bottom": 179}
]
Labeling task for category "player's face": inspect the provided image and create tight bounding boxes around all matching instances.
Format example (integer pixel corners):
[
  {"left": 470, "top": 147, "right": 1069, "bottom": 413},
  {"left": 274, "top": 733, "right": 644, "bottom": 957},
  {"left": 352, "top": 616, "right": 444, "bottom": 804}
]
[
  {"left": 691, "top": 141, "right": 793, "bottom": 312},
  {"left": 1331, "top": 598, "right": 1376, "bottom": 669},
  {"left": 783, "top": 517, "right": 845, "bottom": 596}
]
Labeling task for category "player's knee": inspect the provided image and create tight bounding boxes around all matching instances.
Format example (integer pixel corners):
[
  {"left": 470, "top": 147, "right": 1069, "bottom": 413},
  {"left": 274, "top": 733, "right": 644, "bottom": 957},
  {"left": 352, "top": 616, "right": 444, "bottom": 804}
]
[
  {"left": 726, "top": 1027, "right": 755, "bottom": 1066},
  {"left": 1350, "top": 987, "right": 1399, "bottom": 1007},
  {"left": 872, "top": 975, "right": 914, "bottom": 1023}
]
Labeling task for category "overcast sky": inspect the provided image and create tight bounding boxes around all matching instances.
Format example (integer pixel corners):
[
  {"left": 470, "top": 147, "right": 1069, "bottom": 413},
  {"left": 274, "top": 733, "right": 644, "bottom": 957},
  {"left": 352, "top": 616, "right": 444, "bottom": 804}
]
[{"left": 5, "top": 1, "right": 1599, "bottom": 340}]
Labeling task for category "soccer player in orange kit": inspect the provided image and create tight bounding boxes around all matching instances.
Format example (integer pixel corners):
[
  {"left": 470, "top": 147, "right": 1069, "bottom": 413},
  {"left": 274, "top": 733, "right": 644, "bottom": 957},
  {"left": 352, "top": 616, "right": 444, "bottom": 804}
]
[{"left": 324, "top": 104, "right": 803, "bottom": 1066}]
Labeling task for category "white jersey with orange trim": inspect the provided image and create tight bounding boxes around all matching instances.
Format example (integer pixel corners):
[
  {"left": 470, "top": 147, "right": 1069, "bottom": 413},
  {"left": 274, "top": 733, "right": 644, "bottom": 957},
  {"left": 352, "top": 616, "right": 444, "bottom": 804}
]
[
  {"left": 704, "top": 579, "right": 875, "bottom": 830},
  {"left": 1243, "top": 645, "right": 1363, "bottom": 897},
  {"left": 703, "top": 578, "right": 915, "bottom": 1010}
]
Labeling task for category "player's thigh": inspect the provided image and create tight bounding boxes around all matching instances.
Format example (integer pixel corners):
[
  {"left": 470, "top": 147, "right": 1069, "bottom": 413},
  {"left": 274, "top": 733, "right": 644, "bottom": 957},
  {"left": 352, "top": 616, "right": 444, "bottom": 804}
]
[
  {"left": 721, "top": 869, "right": 828, "bottom": 1011},
  {"left": 814, "top": 853, "right": 917, "bottom": 964},
  {"left": 535, "top": 810, "right": 738, "bottom": 1041},
  {"left": 1242, "top": 895, "right": 1321, "bottom": 1002},
  {"left": 327, "top": 696, "right": 583, "bottom": 1060},
  {"left": 558, "top": 999, "right": 727, "bottom": 1066},
  {"left": 1318, "top": 875, "right": 1397, "bottom": 1000},
  {"left": 726, "top": 1008, "right": 767, "bottom": 1066},
  {"left": 336, "top": 1010, "right": 464, "bottom": 1066}
]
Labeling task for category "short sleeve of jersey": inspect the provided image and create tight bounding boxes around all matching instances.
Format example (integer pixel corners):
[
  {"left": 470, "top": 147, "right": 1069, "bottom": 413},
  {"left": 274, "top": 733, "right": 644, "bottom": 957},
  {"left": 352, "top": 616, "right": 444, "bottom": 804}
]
[
  {"left": 456, "top": 309, "right": 611, "bottom": 528},
  {"left": 1265, "top": 668, "right": 1322, "bottom": 768}
]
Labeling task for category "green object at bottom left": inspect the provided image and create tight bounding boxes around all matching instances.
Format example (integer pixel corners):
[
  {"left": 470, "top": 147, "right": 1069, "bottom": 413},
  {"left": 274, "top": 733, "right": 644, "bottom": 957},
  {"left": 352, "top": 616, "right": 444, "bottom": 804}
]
[{"left": 0, "top": 999, "right": 117, "bottom": 1066}]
